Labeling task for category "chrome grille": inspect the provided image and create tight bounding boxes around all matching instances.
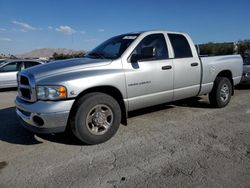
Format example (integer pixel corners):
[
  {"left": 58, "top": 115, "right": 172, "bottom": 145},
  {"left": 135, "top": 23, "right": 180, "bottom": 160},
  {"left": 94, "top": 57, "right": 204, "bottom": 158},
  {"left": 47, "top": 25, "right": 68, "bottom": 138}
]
[
  {"left": 20, "top": 87, "right": 31, "bottom": 100},
  {"left": 20, "top": 76, "right": 29, "bottom": 85},
  {"left": 17, "top": 72, "right": 37, "bottom": 102}
]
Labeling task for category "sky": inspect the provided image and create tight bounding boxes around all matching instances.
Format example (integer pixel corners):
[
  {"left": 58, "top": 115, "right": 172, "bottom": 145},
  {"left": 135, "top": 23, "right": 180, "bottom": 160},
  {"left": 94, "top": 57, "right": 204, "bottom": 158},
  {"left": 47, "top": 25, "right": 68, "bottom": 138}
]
[{"left": 0, "top": 0, "right": 249, "bottom": 55}]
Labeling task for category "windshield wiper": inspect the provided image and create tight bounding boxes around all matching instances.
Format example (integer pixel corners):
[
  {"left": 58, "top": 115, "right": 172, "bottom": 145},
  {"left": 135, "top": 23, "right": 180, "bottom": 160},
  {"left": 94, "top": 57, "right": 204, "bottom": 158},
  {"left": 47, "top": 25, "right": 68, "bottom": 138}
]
[{"left": 87, "top": 52, "right": 106, "bottom": 59}]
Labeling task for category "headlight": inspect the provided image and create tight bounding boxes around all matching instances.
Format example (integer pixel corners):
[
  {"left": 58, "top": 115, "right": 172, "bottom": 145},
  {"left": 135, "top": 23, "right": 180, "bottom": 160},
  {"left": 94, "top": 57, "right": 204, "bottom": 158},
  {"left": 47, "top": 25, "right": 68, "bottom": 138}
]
[{"left": 36, "top": 86, "right": 67, "bottom": 100}]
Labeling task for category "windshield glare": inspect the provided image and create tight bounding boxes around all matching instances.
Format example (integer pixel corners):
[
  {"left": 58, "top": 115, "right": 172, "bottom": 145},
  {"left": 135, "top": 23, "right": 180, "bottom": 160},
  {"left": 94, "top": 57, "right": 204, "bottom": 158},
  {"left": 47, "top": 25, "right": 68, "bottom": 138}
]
[{"left": 87, "top": 34, "right": 139, "bottom": 59}]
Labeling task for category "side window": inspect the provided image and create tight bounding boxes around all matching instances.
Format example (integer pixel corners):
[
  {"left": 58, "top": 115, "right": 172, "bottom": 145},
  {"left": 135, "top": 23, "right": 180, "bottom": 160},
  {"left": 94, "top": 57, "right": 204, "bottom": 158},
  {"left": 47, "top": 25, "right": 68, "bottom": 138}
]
[
  {"left": 0, "top": 62, "right": 21, "bottom": 72},
  {"left": 132, "top": 34, "right": 169, "bottom": 60},
  {"left": 168, "top": 34, "right": 193, "bottom": 58},
  {"left": 25, "top": 61, "right": 40, "bottom": 68}
]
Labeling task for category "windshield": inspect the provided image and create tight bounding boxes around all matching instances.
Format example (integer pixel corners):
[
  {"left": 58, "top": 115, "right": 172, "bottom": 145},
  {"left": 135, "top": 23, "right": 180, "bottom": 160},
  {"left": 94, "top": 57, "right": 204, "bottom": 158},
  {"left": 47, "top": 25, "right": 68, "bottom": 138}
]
[
  {"left": 86, "top": 34, "right": 140, "bottom": 60},
  {"left": 0, "top": 60, "right": 7, "bottom": 67},
  {"left": 243, "top": 57, "right": 250, "bottom": 65}
]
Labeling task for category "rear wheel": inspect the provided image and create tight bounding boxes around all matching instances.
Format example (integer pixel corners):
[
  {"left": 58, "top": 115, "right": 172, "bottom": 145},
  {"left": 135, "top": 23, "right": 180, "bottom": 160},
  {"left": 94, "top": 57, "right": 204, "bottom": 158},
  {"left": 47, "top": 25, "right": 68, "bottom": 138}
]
[
  {"left": 209, "top": 77, "right": 232, "bottom": 108},
  {"left": 71, "top": 92, "right": 121, "bottom": 145}
]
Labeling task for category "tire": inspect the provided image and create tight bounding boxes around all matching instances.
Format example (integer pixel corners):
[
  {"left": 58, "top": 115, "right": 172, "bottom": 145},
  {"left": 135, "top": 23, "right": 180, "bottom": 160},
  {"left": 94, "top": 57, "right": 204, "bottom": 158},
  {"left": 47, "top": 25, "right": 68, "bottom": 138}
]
[
  {"left": 71, "top": 92, "right": 121, "bottom": 145},
  {"left": 209, "top": 77, "right": 232, "bottom": 108}
]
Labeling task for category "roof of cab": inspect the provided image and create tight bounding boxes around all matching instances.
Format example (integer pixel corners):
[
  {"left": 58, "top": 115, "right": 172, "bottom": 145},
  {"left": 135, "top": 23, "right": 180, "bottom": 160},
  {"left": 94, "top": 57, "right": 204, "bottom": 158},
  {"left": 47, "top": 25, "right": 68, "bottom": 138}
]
[{"left": 126, "top": 30, "right": 187, "bottom": 35}]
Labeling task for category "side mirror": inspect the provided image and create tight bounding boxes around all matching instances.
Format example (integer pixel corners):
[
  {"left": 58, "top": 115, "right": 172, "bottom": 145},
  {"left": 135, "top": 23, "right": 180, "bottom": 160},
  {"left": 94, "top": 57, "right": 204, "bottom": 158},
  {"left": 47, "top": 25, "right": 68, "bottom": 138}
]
[
  {"left": 130, "top": 54, "right": 139, "bottom": 63},
  {"left": 130, "top": 47, "right": 155, "bottom": 63},
  {"left": 141, "top": 47, "right": 155, "bottom": 60}
]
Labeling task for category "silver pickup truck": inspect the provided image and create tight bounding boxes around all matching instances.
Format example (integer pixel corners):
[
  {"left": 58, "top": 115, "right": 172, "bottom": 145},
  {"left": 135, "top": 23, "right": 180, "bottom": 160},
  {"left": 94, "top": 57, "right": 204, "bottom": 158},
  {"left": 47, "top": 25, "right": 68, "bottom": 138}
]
[{"left": 15, "top": 30, "right": 243, "bottom": 144}]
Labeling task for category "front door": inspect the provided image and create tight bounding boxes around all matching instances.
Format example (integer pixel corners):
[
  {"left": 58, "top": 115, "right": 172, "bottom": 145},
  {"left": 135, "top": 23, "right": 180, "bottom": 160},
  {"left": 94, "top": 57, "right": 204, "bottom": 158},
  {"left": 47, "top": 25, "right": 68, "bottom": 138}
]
[
  {"left": 0, "top": 61, "right": 23, "bottom": 88},
  {"left": 123, "top": 33, "right": 174, "bottom": 111}
]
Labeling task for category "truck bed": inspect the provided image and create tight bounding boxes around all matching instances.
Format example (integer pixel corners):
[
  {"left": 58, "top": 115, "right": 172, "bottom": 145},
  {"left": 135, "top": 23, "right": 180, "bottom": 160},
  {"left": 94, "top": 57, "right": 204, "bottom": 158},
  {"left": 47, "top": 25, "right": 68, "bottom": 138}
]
[{"left": 199, "top": 55, "right": 243, "bottom": 95}]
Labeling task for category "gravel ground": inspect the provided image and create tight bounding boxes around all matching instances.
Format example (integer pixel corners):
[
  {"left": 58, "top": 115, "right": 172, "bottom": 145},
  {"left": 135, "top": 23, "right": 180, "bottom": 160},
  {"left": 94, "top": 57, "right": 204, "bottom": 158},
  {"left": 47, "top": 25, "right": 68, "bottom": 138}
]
[{"left": 0, "top": 86, "right": 250, "bottom": 188}]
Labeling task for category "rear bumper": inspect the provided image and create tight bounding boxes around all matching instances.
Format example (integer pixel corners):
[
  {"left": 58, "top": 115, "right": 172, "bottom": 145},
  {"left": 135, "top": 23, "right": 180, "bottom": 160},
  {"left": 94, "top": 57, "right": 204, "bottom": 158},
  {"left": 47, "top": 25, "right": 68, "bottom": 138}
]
[{"left": 15, "top": 96, "right": 75, "bottom": 134}]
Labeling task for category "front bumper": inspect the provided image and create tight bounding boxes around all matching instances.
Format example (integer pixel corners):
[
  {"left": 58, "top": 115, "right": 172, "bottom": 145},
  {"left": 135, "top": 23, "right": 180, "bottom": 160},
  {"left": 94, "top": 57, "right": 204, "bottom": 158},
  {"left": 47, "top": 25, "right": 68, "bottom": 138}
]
[{"left": 15, "top": 96, "right": 75, "bottom": 134}]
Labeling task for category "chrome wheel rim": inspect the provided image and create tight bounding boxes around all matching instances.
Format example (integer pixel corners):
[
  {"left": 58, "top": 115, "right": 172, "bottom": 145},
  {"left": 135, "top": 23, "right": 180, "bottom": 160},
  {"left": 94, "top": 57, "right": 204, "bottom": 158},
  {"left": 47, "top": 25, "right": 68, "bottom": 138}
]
[
  {"left": 86, "top": 104, "right": 113, "bottom": 135},
  {"left": 220, "top": 84, "right": 229, "bottom": 102}
]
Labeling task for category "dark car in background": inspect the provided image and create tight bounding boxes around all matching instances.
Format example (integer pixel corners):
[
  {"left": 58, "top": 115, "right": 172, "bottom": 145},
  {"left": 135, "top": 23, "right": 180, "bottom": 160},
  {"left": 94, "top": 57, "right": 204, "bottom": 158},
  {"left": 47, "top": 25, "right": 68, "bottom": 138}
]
[
  {"left": 0, "top": 60, "right": 43, "bottom": 88},
  {"left": 241, "top": 56, "right": 250, "bottom": 84}
]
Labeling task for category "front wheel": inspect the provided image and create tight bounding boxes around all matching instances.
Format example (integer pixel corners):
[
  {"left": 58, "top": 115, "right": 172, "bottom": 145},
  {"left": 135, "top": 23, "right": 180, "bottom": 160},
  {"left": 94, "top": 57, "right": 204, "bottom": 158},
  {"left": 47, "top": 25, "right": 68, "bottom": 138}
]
[
  {"left": 209, "top": 77, "right": 232, "bottom": 108},
  {"left": 71, "top": 93, "right": 121, "bottom": 144}
]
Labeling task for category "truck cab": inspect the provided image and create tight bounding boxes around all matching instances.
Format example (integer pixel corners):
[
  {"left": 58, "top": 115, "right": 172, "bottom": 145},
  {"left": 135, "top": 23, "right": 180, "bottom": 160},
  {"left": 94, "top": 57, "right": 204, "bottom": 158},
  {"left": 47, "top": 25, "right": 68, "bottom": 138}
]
[{"left": 121, "top": 31, "right": 202, "bottom": 110}]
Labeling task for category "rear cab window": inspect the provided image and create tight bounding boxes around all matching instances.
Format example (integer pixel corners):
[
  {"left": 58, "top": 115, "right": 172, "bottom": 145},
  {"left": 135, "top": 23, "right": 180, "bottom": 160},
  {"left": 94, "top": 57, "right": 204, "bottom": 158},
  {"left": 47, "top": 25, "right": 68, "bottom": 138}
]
[{"left": 168, "top": 33, "right": 193, "bottom": 58}]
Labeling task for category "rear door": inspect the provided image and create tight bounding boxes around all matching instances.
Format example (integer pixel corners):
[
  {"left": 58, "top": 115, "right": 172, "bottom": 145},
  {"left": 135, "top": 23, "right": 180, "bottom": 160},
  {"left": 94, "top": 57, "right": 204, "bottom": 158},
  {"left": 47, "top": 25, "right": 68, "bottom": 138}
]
[
  {"left": 168, "top": 33, "right": 201, "bottom": 100},
  {"left": 0, "top": 61, "right": 23, "bottom": 88},
  {"left": 124, "top": 33, "right": 174, "bottom": 111}
]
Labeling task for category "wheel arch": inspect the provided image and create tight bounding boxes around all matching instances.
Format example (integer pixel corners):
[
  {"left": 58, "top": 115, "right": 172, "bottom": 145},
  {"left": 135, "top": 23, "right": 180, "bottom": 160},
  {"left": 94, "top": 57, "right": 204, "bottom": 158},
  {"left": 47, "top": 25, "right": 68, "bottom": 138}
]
[
  {"left": 68, "top": 86, "right": 127, "bottom": 127},
  {"left": 215, "top": 70, "right": 234, "bottom": 95}
]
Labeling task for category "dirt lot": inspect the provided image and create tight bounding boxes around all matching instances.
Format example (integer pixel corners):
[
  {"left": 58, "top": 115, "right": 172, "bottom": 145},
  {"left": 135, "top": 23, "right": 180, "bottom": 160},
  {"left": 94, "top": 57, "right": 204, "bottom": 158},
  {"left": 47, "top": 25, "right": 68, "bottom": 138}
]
[{"left": 0, "top": 86, "right": 250, "bottom": 188}]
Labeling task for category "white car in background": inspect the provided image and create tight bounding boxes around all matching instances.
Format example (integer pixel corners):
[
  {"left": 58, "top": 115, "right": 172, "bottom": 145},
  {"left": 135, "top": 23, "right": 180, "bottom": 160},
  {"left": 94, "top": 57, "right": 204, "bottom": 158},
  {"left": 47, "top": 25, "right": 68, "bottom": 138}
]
[{"left": 0, "top": 60, "right": 43, "bottom": 88}]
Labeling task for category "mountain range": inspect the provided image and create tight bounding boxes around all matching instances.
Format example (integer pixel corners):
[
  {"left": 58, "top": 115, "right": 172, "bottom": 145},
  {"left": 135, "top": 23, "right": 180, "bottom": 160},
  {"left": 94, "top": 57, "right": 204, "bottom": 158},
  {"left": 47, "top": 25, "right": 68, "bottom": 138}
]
[{"left": 17, "top": 48, "right": 85, "bottom": 58}]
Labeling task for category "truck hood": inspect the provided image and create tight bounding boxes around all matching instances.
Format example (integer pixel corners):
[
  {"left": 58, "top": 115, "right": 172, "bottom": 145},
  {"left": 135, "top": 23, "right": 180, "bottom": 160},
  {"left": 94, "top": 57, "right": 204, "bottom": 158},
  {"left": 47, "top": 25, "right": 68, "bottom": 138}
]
[{"left": 24, "top": 58, "right": 112, "bottom": 80}]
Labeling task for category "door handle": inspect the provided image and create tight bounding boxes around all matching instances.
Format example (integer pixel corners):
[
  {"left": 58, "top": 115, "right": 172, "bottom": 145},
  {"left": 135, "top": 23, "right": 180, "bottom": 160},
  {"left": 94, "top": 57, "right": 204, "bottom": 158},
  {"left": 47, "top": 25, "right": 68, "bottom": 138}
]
[
  {"left": 162, "top": 65, "right": 172, "bottom": 70},
  {"left": 191, "top": 62, "right": 199, "bottom": 67}
]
